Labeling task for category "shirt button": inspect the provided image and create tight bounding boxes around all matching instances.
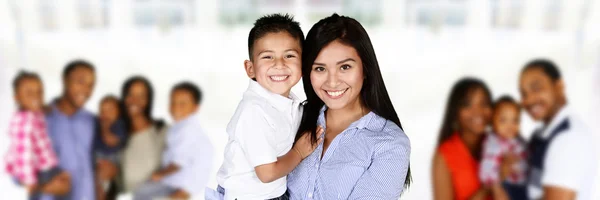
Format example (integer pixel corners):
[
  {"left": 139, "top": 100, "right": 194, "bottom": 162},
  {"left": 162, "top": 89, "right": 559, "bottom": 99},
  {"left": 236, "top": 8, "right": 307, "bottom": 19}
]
[
  {"left": 308, "top": 192, "right": 313, "bottom": 198},
  {"left": 314, "top": 164, "right": 318, "bottom": 168}
]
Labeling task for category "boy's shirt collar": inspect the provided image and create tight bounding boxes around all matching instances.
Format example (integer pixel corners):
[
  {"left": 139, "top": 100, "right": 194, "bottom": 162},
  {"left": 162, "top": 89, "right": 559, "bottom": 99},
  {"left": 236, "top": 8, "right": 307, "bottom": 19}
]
[
  {"left": 539, "top": 104, "right": 570, "bottom": 138},
  {"left": 246, "top": 80, "right": 301, "bottom": 112},
  {"left": 172, "top": 112, "right": 200, "bottom": 129}
]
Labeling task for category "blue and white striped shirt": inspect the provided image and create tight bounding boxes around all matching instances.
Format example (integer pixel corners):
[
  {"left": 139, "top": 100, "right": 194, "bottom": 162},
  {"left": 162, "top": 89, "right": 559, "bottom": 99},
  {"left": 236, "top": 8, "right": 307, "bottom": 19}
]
[{"left": 287, "top": 106, "right": 411, "bottom": 200}]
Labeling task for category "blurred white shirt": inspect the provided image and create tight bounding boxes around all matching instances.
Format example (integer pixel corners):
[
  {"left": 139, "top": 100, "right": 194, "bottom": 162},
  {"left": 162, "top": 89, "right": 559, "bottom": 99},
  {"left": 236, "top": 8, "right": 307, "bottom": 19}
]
[
  {"left": 528, "top": 106, "right": 598, "bottom": 200},
  {"left": 161, "top": 112, "right": 214, "bottom": 197}
]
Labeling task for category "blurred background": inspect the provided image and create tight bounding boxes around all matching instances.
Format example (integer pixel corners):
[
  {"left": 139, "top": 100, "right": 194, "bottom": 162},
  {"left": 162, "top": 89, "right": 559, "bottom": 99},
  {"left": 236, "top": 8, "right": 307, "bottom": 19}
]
[{"left": 0, "top": 0, "right": 599, "bottom": 199}]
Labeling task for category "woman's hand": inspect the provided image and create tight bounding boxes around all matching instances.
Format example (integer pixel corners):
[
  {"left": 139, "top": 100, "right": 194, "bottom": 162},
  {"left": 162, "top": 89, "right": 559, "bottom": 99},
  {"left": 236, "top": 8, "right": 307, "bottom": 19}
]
[
  {"left": 500, "top": 153, "right": 519, "bottom": 180},
  {"left": 293, "top": 126, "right": 324, "bottom": 159}
]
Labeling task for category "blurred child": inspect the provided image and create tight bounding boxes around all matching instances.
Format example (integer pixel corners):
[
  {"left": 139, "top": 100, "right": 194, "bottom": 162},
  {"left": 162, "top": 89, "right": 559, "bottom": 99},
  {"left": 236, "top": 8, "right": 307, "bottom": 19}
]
[
  {"left": 212, "top": 13, "right": 322, "bottom": 200},
  {"left": 94, "top": 95, "right": 127, "bottom": 196},
  {"left": 479, "top": 96, "right": 527, "bottom": 200},
  {"left": 134, "top": 82, "right": 213, "bottom": 200},
  {"left": 4, "top": 71, "right": 71, "bottom": 199}
]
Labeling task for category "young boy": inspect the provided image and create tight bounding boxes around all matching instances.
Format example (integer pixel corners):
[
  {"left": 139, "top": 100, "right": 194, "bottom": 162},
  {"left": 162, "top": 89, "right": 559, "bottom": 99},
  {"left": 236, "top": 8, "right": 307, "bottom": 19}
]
[
  {"left": 214, "top": 13, "right": 322, "bottom": 200},
  {"left": 519, "top": 59, "right": 597, "bottom": 199},
  {"left": 4, "top": 71, "right": 71, "bottom": 199},
  {"left": 94, "top": 95, "right": 127, "bottom": 197},
  {"left": 134, "top": 82, "right": 213, "bottom": 200}
]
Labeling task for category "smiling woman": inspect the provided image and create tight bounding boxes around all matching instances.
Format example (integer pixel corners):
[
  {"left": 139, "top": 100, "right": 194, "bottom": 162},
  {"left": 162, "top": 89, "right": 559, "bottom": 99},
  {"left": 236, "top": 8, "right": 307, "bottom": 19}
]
[{"left": 287, "top": 13, "right": 411, "bottom": 200}]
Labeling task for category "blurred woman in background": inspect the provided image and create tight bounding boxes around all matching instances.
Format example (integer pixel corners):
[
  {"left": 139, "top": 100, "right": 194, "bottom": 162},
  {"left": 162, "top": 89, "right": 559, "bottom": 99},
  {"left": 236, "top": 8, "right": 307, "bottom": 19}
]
[
  {"left": 432, "top": 77, "right": 503, "bottom": 200},
  {"left": 118, "top": 76, "right": 168, "bottom": 194}
]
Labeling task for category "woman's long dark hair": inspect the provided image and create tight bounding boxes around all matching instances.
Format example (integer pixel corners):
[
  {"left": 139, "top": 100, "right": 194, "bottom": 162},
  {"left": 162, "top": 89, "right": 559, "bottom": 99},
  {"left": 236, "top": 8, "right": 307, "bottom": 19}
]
[
  {"left": 437, "top": 77, "right": 492, "bottom": 147},
  {"left": 294, "top": 13, "right": 411, "bottom": 188},
  {"left": 120, "top": 76, "right": 165, "bottom": 135}
]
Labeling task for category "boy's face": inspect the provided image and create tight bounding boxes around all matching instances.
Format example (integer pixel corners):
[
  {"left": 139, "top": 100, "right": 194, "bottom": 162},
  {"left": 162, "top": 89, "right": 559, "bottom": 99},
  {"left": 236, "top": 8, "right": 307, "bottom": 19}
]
[
  {"left": 169, "top": 89, "right": 198, "bottom": 122},
  {"left": 492, "top": 103, "right": 520, "bottom": 140},
  {"left": 519, "top": 68, "right": 565, "bottom": 123},
  {"left": 64, "top": 67, "right": 95, "bottom": 109},
  {"left": 99, "top": 99, "right": 120, "bottom": 123},
  {"left": 245, "top": 32, "right": 302, "bottom": 97},
  {"left": 15, "top": 78, "right": 44, "bottom": 112}
]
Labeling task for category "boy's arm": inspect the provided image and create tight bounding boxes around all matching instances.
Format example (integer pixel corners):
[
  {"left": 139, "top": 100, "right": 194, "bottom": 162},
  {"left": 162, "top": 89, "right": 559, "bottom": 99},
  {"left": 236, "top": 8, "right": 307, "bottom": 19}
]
[
  {"left": 254, "top": 129, "right": 323, "bottom": 183},
  {"left": 10, "top": 114, "right": 38, "bottom": 188},
  {"left": 151, "top": 163, "right": 181, "bottom": 182}
]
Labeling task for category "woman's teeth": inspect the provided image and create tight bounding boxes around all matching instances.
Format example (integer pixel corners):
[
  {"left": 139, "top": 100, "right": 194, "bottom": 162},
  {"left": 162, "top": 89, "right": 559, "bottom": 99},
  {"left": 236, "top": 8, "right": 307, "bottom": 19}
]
[
  {"left": 270, "top": 75, "right": 289, "bottom": 81},
  {"left": 327, "top": 89, "right": 347, "bottom": 97}
]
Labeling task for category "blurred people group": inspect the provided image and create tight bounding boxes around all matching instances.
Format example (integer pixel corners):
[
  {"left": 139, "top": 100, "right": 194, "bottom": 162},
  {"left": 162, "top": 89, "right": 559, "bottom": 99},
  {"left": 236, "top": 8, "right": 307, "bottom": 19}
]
[
  {"left": 4, "top": 10, "right": 597, "bottom": 200},
  {"left": 432, "top": 59, "right": 597, "bottom": 200},
  {"left": 4, "top": 60, "right": 214, "bottom": 200}
]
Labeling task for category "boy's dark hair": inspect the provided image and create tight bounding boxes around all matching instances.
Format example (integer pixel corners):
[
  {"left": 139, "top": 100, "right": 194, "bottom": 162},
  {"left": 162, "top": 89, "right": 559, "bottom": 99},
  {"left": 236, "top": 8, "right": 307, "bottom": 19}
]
[
  {"left": 247, "top": 13, "right": 304, "bottom": 60},
  {"left": 62, "top": 59, "right": 95, "bottom": 80},
  {"left": 522, "top": 59, "right": 561, "bottom": 81},
  {"left": 12, "top": 70, "right": 42, "bottom": 93},
  {"left": 171, "top": 81, "right": 203, "bottom": 104},
  {"left": 493, "top": 95, "right": 520, "bottom": 111},
  {"left": 100, "top": 94, "right": 120, "bottom": 105}
]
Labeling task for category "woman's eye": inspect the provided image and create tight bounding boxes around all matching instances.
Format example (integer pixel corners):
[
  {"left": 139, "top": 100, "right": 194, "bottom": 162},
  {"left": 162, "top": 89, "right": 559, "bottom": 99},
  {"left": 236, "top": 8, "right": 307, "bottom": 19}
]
[
  {"left": 262, "top": 56, "right": 272, "bottom": 59},
  {"left": 285, "top": 54, "right": 296, "bottom": 58},
  {"left": 314, "top": 67, "right": 325, "bottom": 72},
  {"left": 341, "top": 64, "right": 351, "bottom": 70}
]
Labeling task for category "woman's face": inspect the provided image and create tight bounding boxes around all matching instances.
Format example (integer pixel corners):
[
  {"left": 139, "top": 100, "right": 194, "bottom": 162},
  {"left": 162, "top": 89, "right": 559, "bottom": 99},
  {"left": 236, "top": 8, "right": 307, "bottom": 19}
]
[
  {"left": 310, "top": 40, "right": 364, "bottom": 111},
  {"left": 124, "top": 81, "right": 149, "bottom": 118},
  {"left": 457, "top": 88, "right": 492, "bottom": 135}
]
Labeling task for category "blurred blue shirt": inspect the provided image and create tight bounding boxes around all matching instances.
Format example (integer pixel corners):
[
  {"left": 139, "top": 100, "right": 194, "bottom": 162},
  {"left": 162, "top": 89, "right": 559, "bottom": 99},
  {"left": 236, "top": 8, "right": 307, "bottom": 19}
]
[
  {"left": 287, "top": 106, "right": 411, "bottom": 200},
  {"left": 43, "top": 102, "right": 96, "bottom": 200}
]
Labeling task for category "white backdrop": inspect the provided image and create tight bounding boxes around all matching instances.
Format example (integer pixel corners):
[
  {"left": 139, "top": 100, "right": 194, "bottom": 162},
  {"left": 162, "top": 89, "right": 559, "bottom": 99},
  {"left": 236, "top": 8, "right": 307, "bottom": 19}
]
[{"left": 1, "top": 0, "right": 599, "bottom": 199}]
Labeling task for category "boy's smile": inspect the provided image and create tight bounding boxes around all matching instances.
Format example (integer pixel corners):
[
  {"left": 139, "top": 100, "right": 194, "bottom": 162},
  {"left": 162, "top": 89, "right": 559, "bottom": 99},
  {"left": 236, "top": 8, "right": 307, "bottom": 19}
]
[{"left": 245, "top": 32, "right": 302, "bottom": 97}]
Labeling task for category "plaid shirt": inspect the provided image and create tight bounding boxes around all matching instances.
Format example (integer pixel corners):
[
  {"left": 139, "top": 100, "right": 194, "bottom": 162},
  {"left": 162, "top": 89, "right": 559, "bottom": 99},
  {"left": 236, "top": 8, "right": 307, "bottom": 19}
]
[
  {"left": 479, "top": 132, "right": 527, "bottom": 185},
  {"left": 4, "top": 111, "right": 59, "bottom": 185}
]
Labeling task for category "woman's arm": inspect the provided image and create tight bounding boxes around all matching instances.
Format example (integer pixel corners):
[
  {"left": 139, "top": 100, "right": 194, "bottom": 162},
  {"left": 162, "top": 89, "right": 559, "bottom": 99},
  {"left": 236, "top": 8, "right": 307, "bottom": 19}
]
[
  {"left": 468, "top": 187, "right": 490, "bottom": 200},
  {"left": 432, "top": 152, "right": 454, "bottom": 200}
]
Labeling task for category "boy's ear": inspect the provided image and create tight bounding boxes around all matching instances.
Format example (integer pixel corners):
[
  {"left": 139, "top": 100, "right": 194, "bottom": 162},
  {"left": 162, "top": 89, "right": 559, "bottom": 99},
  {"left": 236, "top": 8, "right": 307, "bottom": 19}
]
[
  {"left": 244, "top": 60, "right": 255, "bottom": 79},
  {"left": 555, "top": 79, "right": 566, "bottom": 99}
]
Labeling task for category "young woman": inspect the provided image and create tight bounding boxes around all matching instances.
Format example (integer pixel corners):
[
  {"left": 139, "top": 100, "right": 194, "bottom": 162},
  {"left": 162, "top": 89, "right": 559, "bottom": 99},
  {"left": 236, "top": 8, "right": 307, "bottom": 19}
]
[
  {"left": 287, "top": 14, "right": 411, "bottom": 199},
  {"left": 432, "top": 77, "right": 503, "bottom": 200},
  {"left": 118, "top": 76, "right": 168, "bottom": 193}
]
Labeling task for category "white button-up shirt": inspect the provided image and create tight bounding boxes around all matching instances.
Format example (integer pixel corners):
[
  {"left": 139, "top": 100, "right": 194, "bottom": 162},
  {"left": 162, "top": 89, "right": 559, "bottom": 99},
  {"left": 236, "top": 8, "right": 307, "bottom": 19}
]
[
  {"left": 161, "top": 113, "right": 214, "bottom": 197},
  {"left": 216, "top": 80, "right": 303, "bottom": 200}
]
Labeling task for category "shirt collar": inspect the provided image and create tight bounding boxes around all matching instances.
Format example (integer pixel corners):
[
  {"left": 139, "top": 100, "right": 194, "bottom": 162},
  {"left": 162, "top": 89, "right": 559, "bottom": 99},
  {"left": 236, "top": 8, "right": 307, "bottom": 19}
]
[
  {"left": 49, "top": 99, "right": 88, "bottom": 118},
  {"left": 172, "top": 112, "right": 200, "bottom": 129},
  {"left": 317, "top": 106, "right": 382, "bottom": 132},
  {"left": 540, "top": 105, "right": 570, "bottom": 138},
  {"left": 246, "top": 80, "right": 301, "bottom": 112}
]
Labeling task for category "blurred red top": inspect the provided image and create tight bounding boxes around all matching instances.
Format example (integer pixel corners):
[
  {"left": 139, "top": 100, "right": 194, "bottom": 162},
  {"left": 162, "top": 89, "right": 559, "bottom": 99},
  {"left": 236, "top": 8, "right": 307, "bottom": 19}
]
[{"left": 438, "top": 133, "right": 481, "bottom": 200}]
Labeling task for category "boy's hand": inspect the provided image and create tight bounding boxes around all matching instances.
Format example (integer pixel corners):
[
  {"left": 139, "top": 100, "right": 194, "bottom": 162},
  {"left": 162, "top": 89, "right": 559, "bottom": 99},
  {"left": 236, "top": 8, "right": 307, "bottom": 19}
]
[
  {"left": 151, "top": 172, "right": 163, "bottom": 182},
  {"left": 500, "top": 153, "right": 519, "bottom": 180},
  {"left": 169, "top": 189, "right": 190, "bottom": 200},
  {"left": 294, "top": 126, "right": 324, "bottom": 159},
  {"left": 96, "top": 159, "right": 118, "bottom": 181}
]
